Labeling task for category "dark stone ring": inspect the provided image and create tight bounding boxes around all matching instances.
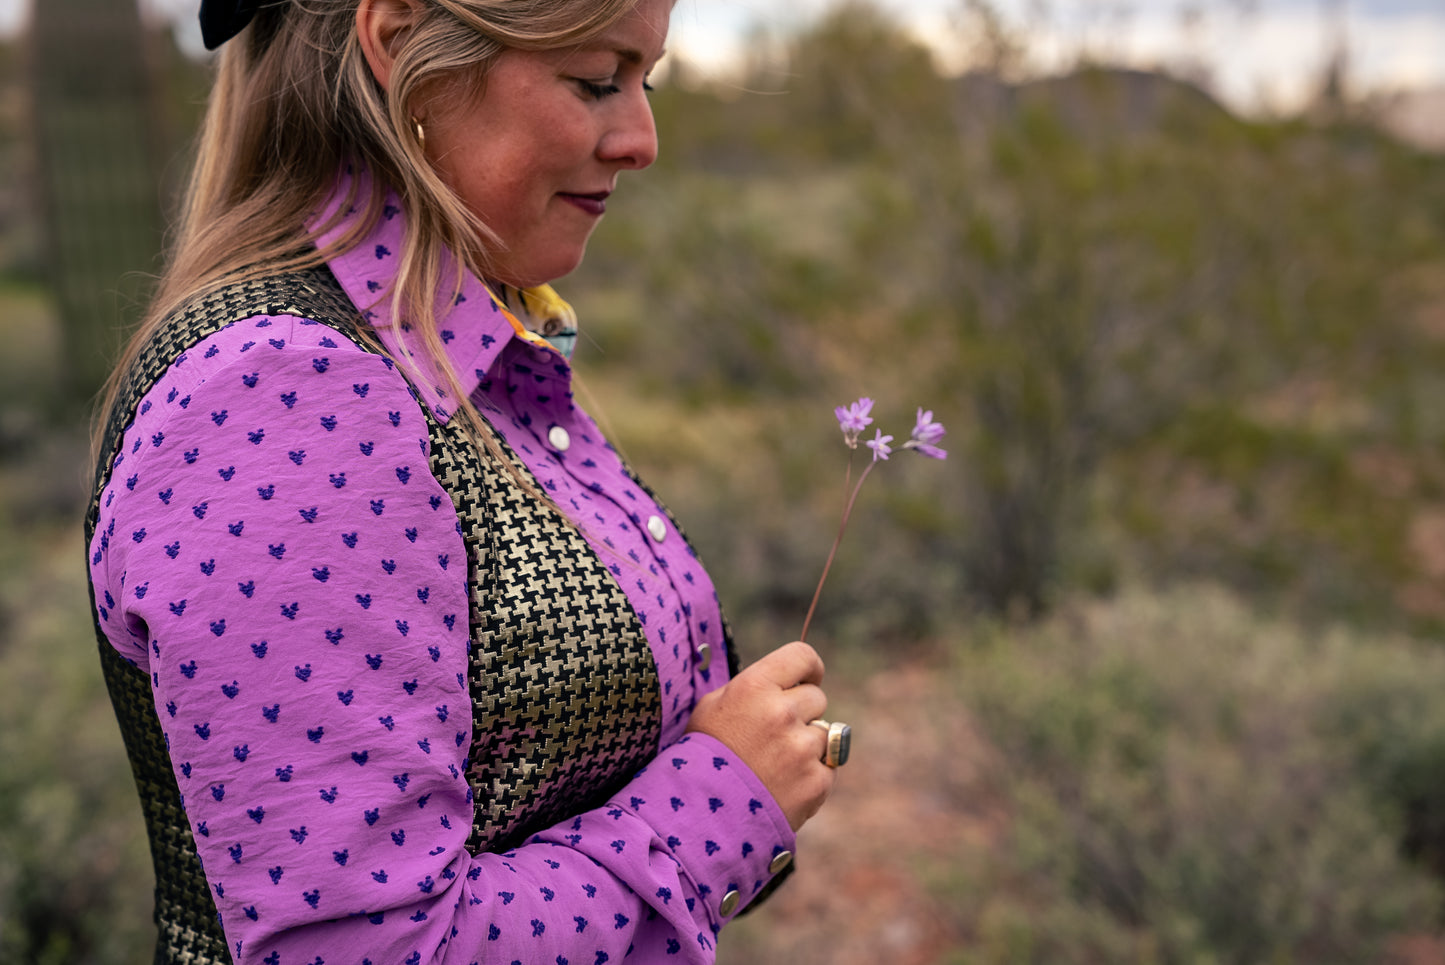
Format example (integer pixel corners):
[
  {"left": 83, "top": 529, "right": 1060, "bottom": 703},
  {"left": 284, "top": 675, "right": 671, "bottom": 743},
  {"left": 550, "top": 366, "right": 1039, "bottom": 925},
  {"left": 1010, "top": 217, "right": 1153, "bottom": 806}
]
[{"left": 808, "top": 719, "right": 851, "bottom": 768}]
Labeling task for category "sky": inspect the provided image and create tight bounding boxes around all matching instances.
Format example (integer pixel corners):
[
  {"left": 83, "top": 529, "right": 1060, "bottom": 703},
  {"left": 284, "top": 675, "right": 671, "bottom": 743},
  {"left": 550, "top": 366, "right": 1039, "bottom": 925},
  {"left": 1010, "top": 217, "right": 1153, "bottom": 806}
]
[
  {"left": 660, "top": 0, "right": 1445, "bottom": 111},
  {"left": 2, "top": 0, "right": 1441, "bottom": 114}
]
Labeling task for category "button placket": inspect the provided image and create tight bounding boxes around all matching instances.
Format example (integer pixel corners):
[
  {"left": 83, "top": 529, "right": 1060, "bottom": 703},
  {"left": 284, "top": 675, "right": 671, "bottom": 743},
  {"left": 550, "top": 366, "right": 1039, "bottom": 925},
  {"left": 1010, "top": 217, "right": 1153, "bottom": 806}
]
[
  {"left": 637, "top": 512, "right": 717, "bottom": 675},
  {"left": 524, "top": 401, "right": 726, "bottom": 701}
]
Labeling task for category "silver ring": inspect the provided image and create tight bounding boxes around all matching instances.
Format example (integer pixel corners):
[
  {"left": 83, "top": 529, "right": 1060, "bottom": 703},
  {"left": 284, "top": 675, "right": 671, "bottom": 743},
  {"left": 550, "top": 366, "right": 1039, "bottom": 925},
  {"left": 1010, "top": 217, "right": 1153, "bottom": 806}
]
[{"left": 808, "top": 718, "right": 851, "bottom": 768}]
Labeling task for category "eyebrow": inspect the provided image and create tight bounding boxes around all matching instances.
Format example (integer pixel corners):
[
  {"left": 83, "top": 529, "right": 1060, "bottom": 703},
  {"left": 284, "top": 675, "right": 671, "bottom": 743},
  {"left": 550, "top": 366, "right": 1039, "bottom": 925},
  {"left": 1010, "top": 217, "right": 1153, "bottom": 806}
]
[{"left": 615, "top": 46, "right": 666, "bottom": 65}]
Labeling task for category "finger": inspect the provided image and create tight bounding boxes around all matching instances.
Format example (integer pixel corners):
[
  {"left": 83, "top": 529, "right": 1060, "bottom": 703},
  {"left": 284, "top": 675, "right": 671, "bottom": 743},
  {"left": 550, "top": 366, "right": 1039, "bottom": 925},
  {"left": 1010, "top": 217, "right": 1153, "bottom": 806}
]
[
  {"left": 785, "top": 682, "right": 828, "bottom": 724},
  {"left": 805, "top": 718, "right": 832, "bottom": 760},
  {"left": 749, "top": 640, "right": 825, "bottom": 690},
  {"left": 789, "top": 745, "right": 839, "bottom": 830},
  {"left": 779, "top": 716, "right": 829, "bottom": 768}
]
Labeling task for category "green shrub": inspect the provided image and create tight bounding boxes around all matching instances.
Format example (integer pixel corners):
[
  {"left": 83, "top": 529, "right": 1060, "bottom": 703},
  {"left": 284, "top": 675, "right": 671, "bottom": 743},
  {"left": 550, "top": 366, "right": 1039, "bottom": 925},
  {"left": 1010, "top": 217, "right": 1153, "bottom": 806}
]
[
  {"left": 957, "top": 584, "right": 1443, "bottom": 965},
  {"left": 0, "top": 517, "right": 155, "bottom": 965}
]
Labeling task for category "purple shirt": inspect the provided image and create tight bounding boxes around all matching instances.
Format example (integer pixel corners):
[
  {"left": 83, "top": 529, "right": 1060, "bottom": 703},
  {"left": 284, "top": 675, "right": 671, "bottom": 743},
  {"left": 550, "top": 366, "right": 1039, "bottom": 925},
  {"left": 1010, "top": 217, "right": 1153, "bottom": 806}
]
[{"left": 88, "top": 185, "right": 794, "bottom": 965}]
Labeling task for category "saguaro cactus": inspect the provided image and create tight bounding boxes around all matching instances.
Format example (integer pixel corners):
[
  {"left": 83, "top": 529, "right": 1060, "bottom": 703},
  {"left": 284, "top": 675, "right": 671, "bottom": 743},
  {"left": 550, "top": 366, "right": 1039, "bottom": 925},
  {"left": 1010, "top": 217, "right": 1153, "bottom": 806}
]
[{"left": 30, "top": 0, "right": 164, "bottom": 407}]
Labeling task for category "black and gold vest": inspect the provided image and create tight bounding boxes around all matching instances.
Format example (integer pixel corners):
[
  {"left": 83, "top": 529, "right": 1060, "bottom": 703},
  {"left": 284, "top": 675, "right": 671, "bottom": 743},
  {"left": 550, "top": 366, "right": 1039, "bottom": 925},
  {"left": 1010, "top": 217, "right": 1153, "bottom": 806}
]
[{"left": 85, "top": 268, "right": 737, "bottom": 964}]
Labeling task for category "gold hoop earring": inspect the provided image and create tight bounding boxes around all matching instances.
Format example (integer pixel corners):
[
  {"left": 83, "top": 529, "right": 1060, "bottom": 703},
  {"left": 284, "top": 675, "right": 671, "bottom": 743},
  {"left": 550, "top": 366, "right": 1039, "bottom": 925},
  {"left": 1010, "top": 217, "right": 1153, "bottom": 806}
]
[{"left": 410, "top": 116, "right": 426, "bottom": 152}]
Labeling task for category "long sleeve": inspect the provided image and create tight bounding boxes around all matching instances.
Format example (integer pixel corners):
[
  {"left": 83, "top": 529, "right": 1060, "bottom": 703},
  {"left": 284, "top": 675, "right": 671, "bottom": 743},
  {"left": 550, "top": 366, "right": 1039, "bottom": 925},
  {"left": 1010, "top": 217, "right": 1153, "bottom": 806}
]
[{"left": 89, "top": 315, "right": 793, "bottom": 965}]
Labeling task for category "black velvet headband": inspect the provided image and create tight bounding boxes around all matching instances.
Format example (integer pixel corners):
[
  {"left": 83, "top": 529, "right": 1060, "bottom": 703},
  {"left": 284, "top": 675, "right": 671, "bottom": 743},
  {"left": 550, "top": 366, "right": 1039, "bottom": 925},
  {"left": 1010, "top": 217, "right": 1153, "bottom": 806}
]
[{"left": 199, "top": 0, "right": 266, "bottom": 50}]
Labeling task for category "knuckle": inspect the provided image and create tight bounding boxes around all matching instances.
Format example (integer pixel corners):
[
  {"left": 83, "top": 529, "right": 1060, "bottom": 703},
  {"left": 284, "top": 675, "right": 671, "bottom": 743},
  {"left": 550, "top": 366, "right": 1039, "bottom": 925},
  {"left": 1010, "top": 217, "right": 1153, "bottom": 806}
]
[
  {"left": 727, "top": 674, "right": 764, "bottom": 704},
  {"left": 789, "top": 639, "right": 821, "bottom": 664},
  {"left": 766, "top": 701, "right": 797, "bottom": 732},
  {"left": 796, "top": 729, "right": 826, "bottom": 763}
]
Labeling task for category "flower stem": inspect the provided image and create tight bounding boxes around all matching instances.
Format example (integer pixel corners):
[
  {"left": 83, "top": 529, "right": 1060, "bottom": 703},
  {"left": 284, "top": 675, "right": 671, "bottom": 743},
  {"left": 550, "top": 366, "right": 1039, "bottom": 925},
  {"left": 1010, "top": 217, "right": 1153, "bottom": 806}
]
[{"left": 799, "top": 458, "right": 876, "bottom": 643}]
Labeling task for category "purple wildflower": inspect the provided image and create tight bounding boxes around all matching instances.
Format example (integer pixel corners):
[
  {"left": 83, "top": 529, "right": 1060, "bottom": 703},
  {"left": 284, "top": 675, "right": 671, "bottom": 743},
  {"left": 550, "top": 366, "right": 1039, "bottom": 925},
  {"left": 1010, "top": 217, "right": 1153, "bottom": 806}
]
[
  {"left": 834, "top": 397, "right": 874, "bottom": 448},
  {"left": 904, "top": 408, "right": 947, "bottom": 460},
  {"left": 801, "top": 397, "right": 946, "bottom": 642}
]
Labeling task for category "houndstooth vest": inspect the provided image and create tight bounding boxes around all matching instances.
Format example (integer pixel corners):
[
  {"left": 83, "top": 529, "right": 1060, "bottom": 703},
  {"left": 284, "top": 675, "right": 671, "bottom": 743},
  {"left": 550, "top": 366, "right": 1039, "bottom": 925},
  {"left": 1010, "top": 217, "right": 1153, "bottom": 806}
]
[{"left": 86, "top": 267, "right": 734, "bottom": 965}]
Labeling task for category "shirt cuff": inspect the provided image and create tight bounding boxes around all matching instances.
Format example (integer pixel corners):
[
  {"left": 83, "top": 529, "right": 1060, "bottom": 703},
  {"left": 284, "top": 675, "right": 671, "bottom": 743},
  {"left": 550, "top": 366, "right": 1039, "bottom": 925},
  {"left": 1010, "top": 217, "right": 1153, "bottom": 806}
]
[{"left": 616, "top": 732, "right": 797, "bottom": 929}]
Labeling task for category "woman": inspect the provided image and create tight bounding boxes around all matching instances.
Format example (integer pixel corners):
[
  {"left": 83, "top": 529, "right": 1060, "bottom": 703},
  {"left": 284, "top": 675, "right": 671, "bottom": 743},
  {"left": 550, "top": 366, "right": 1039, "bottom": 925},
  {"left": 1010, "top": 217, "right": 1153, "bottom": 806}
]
[{"left": 84, "top": 1, "right": 845, "bottom": 963}]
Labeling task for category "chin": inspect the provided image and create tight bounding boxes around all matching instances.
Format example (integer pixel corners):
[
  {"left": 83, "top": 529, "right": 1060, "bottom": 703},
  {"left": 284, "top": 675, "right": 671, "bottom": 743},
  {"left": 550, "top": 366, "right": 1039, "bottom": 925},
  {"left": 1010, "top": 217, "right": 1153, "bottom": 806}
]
[{"left": 509, "top": 248, "right": 589, "bottom": 289}]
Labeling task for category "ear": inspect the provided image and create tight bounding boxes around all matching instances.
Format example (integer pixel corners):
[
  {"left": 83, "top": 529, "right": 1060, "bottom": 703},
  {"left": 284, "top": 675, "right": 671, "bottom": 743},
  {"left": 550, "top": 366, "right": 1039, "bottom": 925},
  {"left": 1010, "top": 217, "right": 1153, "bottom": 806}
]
[{"left": 356, "top": 0, "right": 422, "bottom": 93}]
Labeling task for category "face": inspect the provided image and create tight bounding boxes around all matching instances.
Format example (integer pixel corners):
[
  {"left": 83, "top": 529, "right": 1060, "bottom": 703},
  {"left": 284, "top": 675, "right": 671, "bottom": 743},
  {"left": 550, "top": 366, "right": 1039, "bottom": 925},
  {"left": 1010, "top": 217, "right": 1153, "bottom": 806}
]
[{"left": 422, "top": 0, "right": 671, "bottom": 289}]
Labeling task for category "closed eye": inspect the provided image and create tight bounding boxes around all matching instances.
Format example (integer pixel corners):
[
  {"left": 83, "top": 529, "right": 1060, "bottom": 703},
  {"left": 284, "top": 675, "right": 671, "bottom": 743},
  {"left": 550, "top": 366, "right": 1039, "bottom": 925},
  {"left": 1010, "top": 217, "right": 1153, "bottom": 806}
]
[
  {"left": 576, "top": 77, "right": 655, "bottom": 99},
  {"left": 577, "top": 78, "right": 621, "bottom": 99}
]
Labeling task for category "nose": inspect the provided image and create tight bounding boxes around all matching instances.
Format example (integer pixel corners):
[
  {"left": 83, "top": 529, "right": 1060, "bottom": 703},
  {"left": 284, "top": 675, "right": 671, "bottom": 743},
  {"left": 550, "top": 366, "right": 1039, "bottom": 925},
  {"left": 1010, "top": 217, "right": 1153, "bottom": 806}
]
[{"left": 599, "top": 89, "right": 658, "bottom": 170}]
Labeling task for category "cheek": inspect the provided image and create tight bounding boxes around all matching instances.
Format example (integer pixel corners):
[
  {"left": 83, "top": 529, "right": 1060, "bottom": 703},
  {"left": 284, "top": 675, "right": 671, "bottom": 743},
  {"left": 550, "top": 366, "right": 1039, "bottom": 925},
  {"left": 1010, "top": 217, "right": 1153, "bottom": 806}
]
[
  {"left": 527, "top": 112, "right": 598, "bottom": 177},
  {"left": 446, "top": 158, "right": 532, "bottom": 229},
  {"left": 492, "top": 169, "right": 552, "bottom": 227}
]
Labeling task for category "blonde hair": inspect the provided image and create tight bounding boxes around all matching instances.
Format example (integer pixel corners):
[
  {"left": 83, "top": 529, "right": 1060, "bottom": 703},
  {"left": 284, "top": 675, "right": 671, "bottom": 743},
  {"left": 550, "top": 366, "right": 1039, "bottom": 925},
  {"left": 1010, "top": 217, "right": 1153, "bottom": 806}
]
[{"left": 94, "top": 0, "right": 642, "bottom": 466}]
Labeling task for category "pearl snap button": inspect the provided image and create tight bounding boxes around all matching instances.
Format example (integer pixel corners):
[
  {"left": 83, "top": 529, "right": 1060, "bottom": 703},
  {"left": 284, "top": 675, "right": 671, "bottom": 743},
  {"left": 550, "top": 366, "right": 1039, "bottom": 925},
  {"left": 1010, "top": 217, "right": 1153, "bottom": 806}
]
[
  {"left": 719, "top": 890, "right": 741, "bottom": 917},
  {"left": 769, "top": 850, "right": 794, "bottom": 874},
  {"left": 696, "top": 643, "right": 712, "bottom": 672},
  {"left": 646, "top": 515, "right": 666, "bottom": 543},
  {"left": 547, "top": 425, "right": 570, "bottom": 451}
]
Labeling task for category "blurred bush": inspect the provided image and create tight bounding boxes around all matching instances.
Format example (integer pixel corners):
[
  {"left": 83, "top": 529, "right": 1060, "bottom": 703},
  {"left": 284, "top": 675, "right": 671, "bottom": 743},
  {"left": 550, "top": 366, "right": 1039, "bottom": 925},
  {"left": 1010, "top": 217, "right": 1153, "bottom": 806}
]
[
  {"left": 953, "top": 584, "right": 1445, "bottom": 964},
  {"left": 574, "top": 2, "right": 1445, "bottom": 638},
  {"left": 0, "top": 511, "right": 155, "bottom": 964}
]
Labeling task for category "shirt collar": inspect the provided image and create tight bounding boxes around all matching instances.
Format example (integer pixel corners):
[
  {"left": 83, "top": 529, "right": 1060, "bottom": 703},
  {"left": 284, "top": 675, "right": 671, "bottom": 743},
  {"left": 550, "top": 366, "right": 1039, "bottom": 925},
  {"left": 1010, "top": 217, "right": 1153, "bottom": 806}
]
[{"left": 314, "top": 167, "right": 565, "bottom": 425}]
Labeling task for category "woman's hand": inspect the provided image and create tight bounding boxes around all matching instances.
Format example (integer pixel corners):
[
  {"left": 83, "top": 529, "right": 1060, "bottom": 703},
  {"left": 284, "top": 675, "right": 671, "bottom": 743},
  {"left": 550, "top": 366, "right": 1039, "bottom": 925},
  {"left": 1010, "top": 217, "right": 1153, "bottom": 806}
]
[{"left": 686, "top": 641, "right": 837, "bottom": 831}]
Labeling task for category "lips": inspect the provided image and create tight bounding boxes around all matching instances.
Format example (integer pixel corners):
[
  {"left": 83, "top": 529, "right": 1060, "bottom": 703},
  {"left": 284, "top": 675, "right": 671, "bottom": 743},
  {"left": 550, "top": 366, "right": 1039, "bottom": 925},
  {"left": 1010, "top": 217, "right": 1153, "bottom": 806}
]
[{"left": 559, "top": 190, "right": 610, "bottom": 216}]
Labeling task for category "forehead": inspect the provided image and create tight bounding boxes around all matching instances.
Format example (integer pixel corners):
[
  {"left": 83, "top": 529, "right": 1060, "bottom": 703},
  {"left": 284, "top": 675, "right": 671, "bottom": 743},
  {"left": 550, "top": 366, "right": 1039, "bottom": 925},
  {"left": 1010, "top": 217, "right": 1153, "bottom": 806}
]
[{"left": 565, "top": 0, "right": 672, "bottom": 62}]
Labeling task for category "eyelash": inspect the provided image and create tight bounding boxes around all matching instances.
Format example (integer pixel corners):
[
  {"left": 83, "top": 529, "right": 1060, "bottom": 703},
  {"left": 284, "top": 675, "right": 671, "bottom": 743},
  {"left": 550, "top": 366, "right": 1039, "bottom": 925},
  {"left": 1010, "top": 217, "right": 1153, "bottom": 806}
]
[{"left": 577, "top": 78, "right": 654, "bottom": 99}]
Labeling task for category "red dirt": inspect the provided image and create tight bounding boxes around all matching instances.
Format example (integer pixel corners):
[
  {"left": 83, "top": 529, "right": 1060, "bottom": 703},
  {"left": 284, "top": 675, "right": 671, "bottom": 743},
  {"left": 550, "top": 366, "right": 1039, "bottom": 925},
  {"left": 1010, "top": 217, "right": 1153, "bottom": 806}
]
[{"left": 718, "top": 661, "right": 1007, "bottom": 965}]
